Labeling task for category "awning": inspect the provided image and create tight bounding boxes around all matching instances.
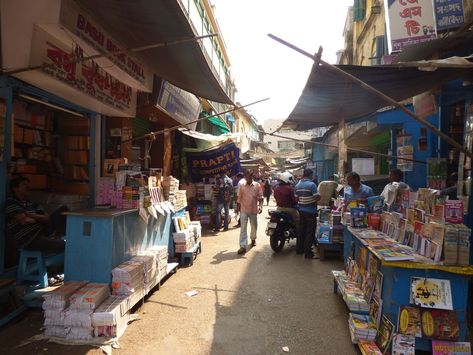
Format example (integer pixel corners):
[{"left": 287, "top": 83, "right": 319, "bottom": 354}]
[
  {"left": 76, "top": 0, "right": 232, "bottom": 104},
  {"left": 208, "top": 116, "right": 230, "bottom": 134},
  {"left": 284, "top": 60, "right": 473, "bottom": 130},
  {"left": 178, "top": 128, "right": 250, "bottom": 153}
]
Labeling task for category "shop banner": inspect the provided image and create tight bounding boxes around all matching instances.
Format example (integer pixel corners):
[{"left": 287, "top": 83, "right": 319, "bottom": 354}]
[
  {"left": 186, "top": 143, "right": 240, "bottom": 182},
  {"left": 434, "top": 0, "right": 465, "bottom": 31},
  {"left": 157, "top": 81, "right": 201, "bottom": 130},
  {"left": 60, "top": 0, "right": 153, "bottom": 91},
  {"left": 385, "top": 0, "right": 437, "bottom": 53},
  {"left": 30, "top": 25, "right": 137, "bottom": 116}
]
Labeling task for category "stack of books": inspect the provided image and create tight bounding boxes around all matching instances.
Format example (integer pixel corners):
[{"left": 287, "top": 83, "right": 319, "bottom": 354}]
[
  {"left": 444, "top": 224, "right": 471, "bottom": 265},
  {"left": 332, "top": 270, "right": 370, "bottom": 312},
  {"left": 348, "top": 313, "right": 377, "bottom": 343}
]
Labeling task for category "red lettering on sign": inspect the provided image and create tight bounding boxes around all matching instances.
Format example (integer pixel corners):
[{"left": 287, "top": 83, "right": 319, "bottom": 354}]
[{"left": 404, "top": 20, "right": 421, "bottom": 36}]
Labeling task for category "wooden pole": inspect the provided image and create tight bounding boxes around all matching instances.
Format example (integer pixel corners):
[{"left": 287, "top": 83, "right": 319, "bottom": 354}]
[{"left": 267, "top": 33, "right": 473, "bottom": 159}]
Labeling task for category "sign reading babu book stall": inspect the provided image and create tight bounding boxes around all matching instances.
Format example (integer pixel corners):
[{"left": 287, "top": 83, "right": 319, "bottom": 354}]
[
  {"left": 186, "top": 143, "right": 240, "bottom": 182},
  {"left": 385, "top": 0, "right": 437, "bottom": 53},
  {"left": 0, "top": 0, "right": 152, "bottom": 117}
]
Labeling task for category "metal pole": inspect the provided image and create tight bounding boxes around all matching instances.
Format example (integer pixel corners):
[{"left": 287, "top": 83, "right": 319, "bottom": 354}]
[
  {"left": 3, "top": 34, "right": 218, "bottom": 75},
  {"left": 123, "top": 97, "right": 270, "bottom": 143},
  {"left": 267, "top": 33, "right": 473, "bottom": 159}
]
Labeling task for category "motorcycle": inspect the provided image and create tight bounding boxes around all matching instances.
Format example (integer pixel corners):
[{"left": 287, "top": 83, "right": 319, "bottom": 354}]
[{"left": 265, "top": 209, "right": 297, "bottom": 252}]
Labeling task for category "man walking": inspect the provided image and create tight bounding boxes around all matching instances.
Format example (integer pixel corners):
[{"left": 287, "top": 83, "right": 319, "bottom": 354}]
[
  {"left": 213, "top": 174, "right": 233, "bottom": 232},
  {"left": 237, "top": 169, "right": 263, "bottom": 255},
  {"left": 295, "top": 169, "right": 321, "bottom": 259}
]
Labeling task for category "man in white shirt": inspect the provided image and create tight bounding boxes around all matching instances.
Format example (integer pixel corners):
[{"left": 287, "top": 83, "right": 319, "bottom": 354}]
[
  {"left": 237, "top": 170, "right": 263, "bottom": 254},
  {"left": 380, "top": 168, "right": 410, "bottom": 205}
]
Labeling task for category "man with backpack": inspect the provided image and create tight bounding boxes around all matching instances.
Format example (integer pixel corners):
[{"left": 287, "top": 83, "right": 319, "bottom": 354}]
[{"left": 213, "top": 174, "right": 234, "bottom": 232}]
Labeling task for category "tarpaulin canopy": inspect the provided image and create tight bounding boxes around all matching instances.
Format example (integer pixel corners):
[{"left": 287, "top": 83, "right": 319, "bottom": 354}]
[
  {"left": 284, "top": 59, "right": 473, "bottom": 130},
  {"left": 76, "top": 0, "right": 232, "bottom": 104},
  {"left": 178, "top": 128, "right": 250, "bottom": 153}
]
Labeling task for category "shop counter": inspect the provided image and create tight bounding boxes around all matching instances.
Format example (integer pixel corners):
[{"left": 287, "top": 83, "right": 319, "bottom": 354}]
[
  {"left": 64, "top": 207, "right": 173, "bottom": 284},
  {"left": 343, "top": 226, "right": 473, "bottom": 352}
]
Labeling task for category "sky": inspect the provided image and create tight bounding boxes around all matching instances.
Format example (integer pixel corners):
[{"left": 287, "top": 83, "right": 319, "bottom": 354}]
[{"left": 211, "top": 0, "right": 353, "bottom": 123}]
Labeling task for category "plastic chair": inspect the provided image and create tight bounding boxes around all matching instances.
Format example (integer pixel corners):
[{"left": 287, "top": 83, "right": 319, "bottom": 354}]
[{"left": 16, "top": 250, "right": 48, "bottom": 288}]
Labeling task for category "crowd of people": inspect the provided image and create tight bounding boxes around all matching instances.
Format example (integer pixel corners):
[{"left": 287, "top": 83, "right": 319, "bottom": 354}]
[
  {"left": 210, "top": 167, "right": 421, "bottom": 257},
  {"left": 7, "top": 167, "right": 451, "bottom": 263}
]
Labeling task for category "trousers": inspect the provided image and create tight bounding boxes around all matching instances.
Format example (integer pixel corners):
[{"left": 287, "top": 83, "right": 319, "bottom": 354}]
[
  {"left": 297, "top": 211, "right": 317, "bottom": 256},
  {"left": 216, "top": 201, "right": 230, "bottom": 230},
  {"left": 239, "top": 212, "right": 257, "bottom": 248}
]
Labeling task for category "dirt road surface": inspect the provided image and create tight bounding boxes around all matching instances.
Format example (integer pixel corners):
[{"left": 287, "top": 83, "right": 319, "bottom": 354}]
[{"left": 1, "top": 203, "right": 358, "bottom": 355}]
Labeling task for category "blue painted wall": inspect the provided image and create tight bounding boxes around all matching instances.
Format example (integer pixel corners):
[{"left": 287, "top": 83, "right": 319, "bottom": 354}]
[{"left": 374, "top": 104, "right": 439, "bottom": 190}]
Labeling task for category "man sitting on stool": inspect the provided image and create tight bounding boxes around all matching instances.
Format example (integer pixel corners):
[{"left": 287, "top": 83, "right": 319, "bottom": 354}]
[{"left": 5, "top": 176, "right": 66, "bottom": 267}]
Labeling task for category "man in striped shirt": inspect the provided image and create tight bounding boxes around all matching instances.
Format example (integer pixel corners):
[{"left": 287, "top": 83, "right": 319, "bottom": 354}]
[
  {"left": 295, "top": 169, "right": 321, "bottom": 259},
  {"left": 5, "top": 176, "right": 65, "bottom": 266}
]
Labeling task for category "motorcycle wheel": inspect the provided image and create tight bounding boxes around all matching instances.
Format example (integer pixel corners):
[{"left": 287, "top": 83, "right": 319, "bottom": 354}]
[{"left": 270, "top": 231, "right": 285, "bottom": 252}]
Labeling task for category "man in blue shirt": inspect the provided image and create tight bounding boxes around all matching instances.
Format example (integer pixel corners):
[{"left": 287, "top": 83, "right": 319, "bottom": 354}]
[
  {"left": 295, "top": 169, "right": 321, "bottom": 259},
  {"left": 343, "top": 172, "right": 374, "bottom": 207}
]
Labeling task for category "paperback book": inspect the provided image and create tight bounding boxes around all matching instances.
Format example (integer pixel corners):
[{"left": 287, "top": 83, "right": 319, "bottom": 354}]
[
  {"left": 445, "top": 200, "right": 464, "bottom": 224},
  {"left": 410, "top": 277, "right": 453, "bottom": 310},
  {"left": 373, "top": 271, "right": 383, "bottom": 302},
  {"left": 358, "top": 341, "right": 383, "bottom": 355},
  {"left": 369, "top": 298, "right": 383, "bottom": 329},
  {"left": 421, "top": 309, "right": 460, "bottom": 341},
  {"left": 432, "top": 341, "right": 472, "bottom": 355},
  {"left": 368, "top": 196, "right": 384, "bottom": 214},
  {"left": 397, "top": 305, "right": 421, "bottom": 337},
  {"left": 392, "top": 333, "right": 415, "bottom": 355},
  {"left": 376, "top": 315, "right": 395, "bottom": 354}
]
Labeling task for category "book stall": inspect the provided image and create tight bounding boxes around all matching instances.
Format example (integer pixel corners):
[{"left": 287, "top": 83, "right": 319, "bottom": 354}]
[
  {"left": 332, "top": 184, "right": 473, "bottom": 354},
  {"left": 48, "top": 161, "right": 200, "bottom": 344}
]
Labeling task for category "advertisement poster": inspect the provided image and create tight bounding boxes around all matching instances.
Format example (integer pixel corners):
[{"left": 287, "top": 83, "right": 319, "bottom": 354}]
[
  {"left": 385, "top": 0, "right": 437, "bottom": 52},
  {"left": 434, "top": 0, "right": 465, "bottom": 31},
  {"left": 186, "top": 143, "right": 240, "bottom": 182}
]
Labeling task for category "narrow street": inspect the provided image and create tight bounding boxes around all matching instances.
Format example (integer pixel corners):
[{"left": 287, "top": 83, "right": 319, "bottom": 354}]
[{"left": 1, "top": 201, "right": 357, "bottom": 355}]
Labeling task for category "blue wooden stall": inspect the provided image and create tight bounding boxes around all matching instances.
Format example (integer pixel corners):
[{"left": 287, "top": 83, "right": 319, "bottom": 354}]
[
  {"left": 343, "top": 226, "right": 473, "bottom": 352},
  {"left": 64, "top": 207, "right": 176, "bottom": 284}
]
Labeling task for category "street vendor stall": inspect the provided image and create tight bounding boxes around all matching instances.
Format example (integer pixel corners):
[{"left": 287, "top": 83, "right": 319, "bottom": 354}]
[{"left": 332, "top": 185, "right": 473, "bottom": 353}]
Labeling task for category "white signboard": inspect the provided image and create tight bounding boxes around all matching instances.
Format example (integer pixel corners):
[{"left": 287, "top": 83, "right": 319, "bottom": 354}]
[
  {"left": 29, "top": 25, "right": 137, "bottom": 116},
  {"left": 385, "top": 0, "right": 437, "bottom": 53},
  {"left": 60, "top": 0, "right": 153, "bottom": 92},
  {"left": 352, "top": 158, "right": 375, "bottom": 176}
]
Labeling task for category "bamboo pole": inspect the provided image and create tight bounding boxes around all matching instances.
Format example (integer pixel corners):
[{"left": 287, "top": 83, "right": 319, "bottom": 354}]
[
  {"left": 3, "top": 34, "right": 218, "bottom": 75},
  {"left": 267, "top": 33, "right": 473, "bottom": 159}
]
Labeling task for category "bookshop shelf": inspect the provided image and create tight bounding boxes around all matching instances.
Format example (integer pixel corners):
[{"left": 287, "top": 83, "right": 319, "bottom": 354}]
[{"left": 343, "top": 226, "right": 473, "bottom": 352}]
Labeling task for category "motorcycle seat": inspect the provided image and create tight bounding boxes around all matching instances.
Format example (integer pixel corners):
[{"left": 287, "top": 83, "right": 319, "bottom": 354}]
[{"left": 268, "top": 210, "right": 292, "bottom": 220}]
